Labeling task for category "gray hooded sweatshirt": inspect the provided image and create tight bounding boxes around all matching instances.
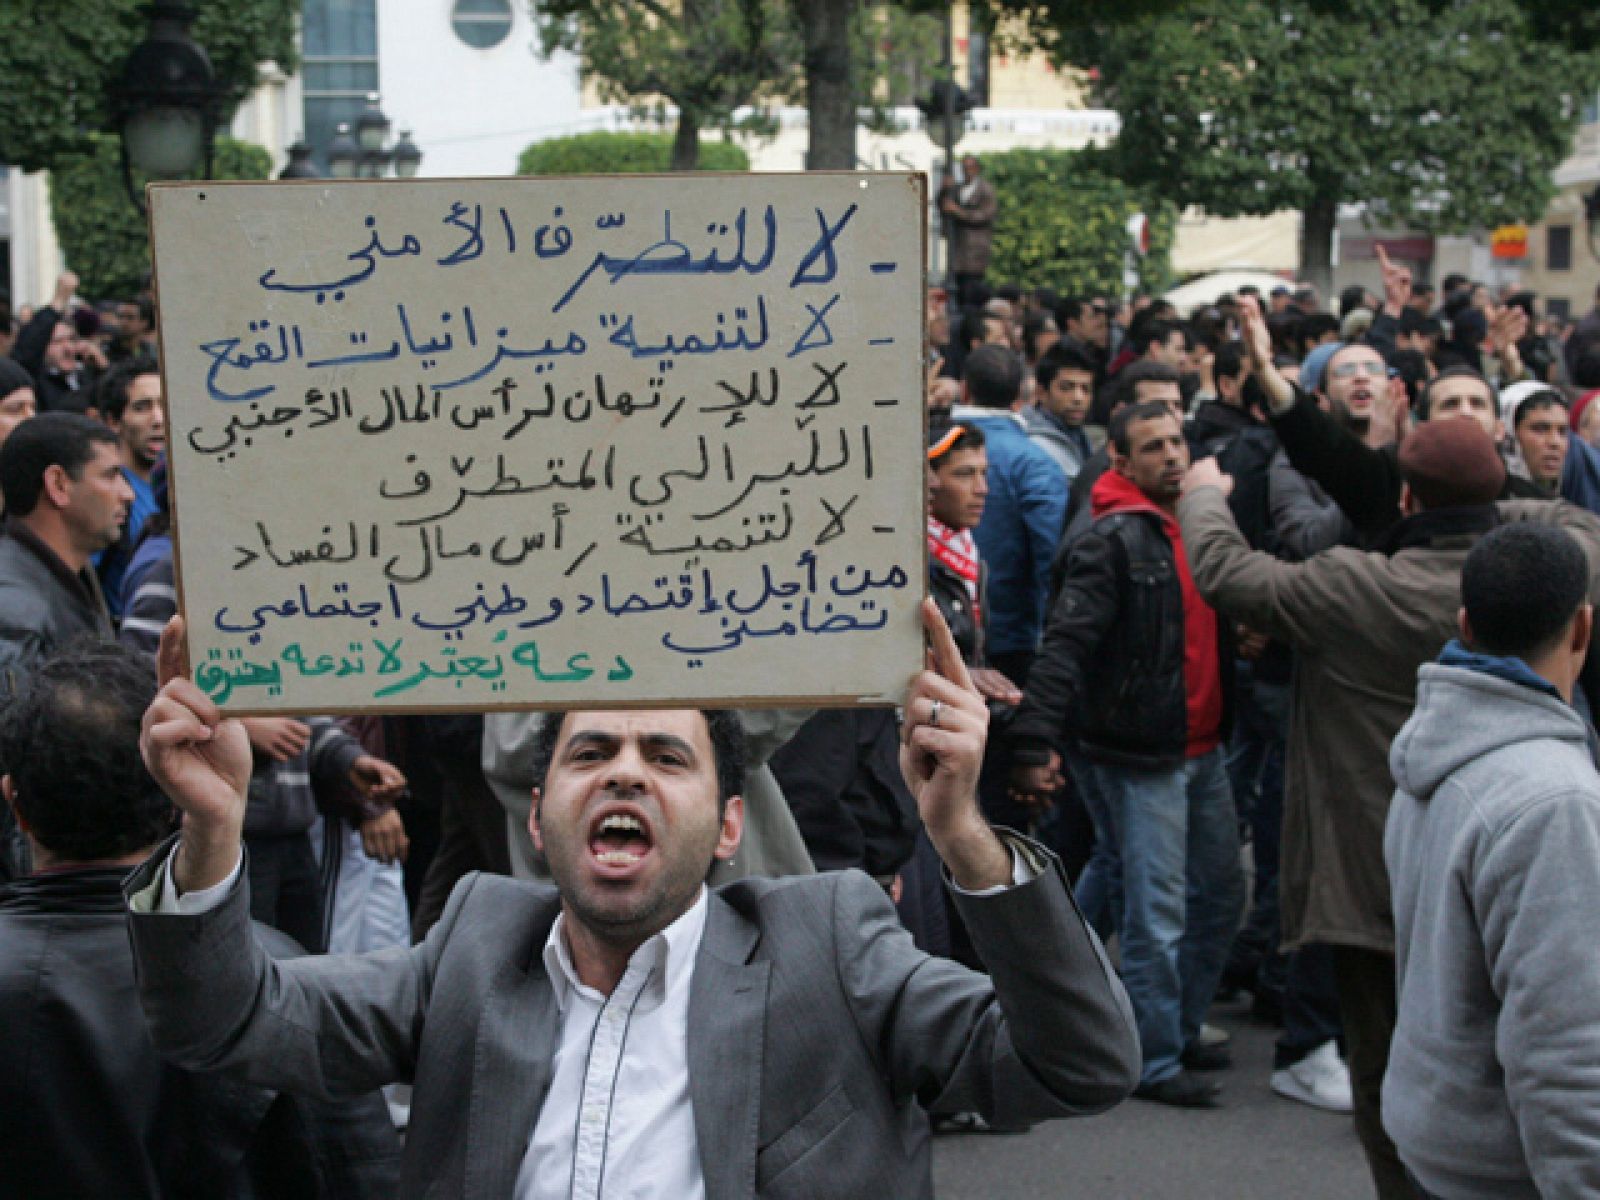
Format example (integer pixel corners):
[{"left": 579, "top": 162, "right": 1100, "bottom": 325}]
[{"left": 1385, "top": 662, "right": 1600, "bottom": 1199}]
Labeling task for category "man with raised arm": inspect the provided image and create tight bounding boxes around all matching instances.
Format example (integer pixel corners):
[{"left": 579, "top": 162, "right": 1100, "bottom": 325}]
[
  {"left": 1178, "top": 309, "right": 1600, "bottom": 1198},
  {"left": 126, "top": 602, "right": 1138, "bottom": 1199}
]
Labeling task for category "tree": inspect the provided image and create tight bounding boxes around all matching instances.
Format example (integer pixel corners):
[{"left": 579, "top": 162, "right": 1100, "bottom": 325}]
[
  {"left": 532, "top": 0, "right": 797, "bottom": 171},
  {"left": 796, "top": 0, "right": 857, "bottom": 168},
  {"left": 531, "top": 1, "right": 943, "bottom": 172},
  {"left": 51, "top": 135, "right": 272, "bottom": 299},
  {"left": 980, "top": 146, "right": 1176, "bottom": 296},
  {"left": 1031, "top": 0, "right": 1600, "bottom": 294},
  {"left": 0, "top": 1, "right": 297, "bottom": 175}
]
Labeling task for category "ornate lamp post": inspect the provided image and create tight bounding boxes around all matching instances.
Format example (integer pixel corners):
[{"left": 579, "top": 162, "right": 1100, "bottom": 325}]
[
  {"left": 326, "top": 122, "right": 361, "bottom": 179},
  {"left": 329, "top": 94, "right": 421, "bottom": 179},
  {"left": 111, "top": 2, "right": 222, "bottom": 212},
  {"left": 278, "top": 140, "right": 319, "bottom": 180}
]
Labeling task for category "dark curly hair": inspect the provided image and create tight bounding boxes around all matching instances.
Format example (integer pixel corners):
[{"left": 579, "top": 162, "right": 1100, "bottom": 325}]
[
  {"left": 1462, "top": 525, "right": 1590, "bottom": 661},
  {"left": 0, "top": 640, "right": 175, "bottom": 861},
  {"left": 528, "top": 709, "right": 747, "bottom": 815}
]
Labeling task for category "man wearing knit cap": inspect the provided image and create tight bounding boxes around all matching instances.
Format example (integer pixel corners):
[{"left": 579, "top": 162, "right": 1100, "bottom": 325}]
[
  {"left": 1499, "top": 381, "right": 1600, "bottom": 519},
  {"left": 0, "top": 358, "right": 37, "bottom": 461},
  {"left": 1572, "top": 388, "right": 1600, "bottom": 447},
  {"left": 1178, "top": 416, "right": 1600, "bottom": 1200},
  {"left": 1236, "top": 295, "right": 1542, "bottom": 544}
]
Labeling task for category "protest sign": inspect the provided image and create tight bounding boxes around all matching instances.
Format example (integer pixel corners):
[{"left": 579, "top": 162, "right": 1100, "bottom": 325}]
[{"left": 150, "top": 173, "right": 926, "bottom": 712}]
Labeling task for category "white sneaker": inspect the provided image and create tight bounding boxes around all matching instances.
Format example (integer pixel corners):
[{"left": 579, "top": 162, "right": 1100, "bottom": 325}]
[
  {"left": 1198, "top": 1022, "right": 1231, "bottom": 1049},
  {"left": 1271, "top": 1040, "right": 1353, "bottom": 1113}
]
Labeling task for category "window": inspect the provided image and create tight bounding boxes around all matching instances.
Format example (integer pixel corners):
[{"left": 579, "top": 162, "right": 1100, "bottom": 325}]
[
  {"left": 1549, "top": 297, "right": 1572, "bottom": 321},
  {"left": 302, "top": 0, "right": 379, "bottom": 173},
  {"left": 453, "top": 0, "right": 513, "bottom": 49},
  {"left": 1549, "top": 225, "right": 1573, "bottom": 272}
]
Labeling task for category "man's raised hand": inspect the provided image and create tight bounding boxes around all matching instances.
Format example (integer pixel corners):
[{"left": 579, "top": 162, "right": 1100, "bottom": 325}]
[
  {"left": 901, "top": 598, "right": 1012, "bottom": 890},
  {"left": 142, "top": 617, "right": 253, "bottom": 893},
  {"left": 1377, "top": 244, "right": 1411, "bottom": 317},
  {"left": 1238, "top": 295, "right": 1293, "bottom": 415},
  {"left": 1183, "top": 455, "right": 1235, "bottom": 498}
]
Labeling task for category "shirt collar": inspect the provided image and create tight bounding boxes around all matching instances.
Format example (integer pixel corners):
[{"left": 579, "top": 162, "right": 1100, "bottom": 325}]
[
  {"left": 543, "top": 885, "right": 710, "bottom": 1016},
  {"left": 950, "top": 403, "right": 1024, "bottom": 429},
  {"left": 3, "top": 517, "right": 99, "bottom": 604}
]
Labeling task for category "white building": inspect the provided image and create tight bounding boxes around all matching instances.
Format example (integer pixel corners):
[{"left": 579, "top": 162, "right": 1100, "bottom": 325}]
[{"left": 6, "top": 0, "right": 586, "bottom": 305}]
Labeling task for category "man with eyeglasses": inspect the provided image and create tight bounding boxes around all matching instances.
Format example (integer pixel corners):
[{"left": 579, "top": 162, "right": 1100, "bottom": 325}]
[{"left": 1240, "top": 294, "right": 1544, "bottom": 545}]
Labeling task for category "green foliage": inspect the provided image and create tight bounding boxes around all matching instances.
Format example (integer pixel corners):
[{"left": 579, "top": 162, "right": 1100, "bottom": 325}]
[
  {"left": 1037, "top": 0, "right": 1600, "bottom": 237},
  {"left": 532, "top": 0, "right": 797, "bottom": 165},
  {"left": 530, "top": 1, "right": 945, "bottom": 155},
  {"left": 978, "top": 147, "right": 1176, "bottom": 295},
  {"left": 517, "top": 132, "right": 750, "bottom": 176},
  {"left": 50, "top": 135, "right": 272, "bottom": 299},
  {"left": 0, "top": 0, "right": 297, "bottom": 174},
  {"left": 855, "top": 3, "right": 945, "bottom": 131}
]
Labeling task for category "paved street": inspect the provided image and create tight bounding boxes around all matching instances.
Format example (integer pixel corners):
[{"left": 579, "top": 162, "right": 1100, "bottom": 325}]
[{"left": 933, "top": 997, "right": 1373, "bottom": 1200}]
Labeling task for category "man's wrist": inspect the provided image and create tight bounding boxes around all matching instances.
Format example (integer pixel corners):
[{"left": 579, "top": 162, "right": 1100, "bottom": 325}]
[
  {"left": 928, "top": 810, "right": 1013, "bottom": 892},
  {"left": 173, "top": 820, "right": 244, "bottom": 895},
  {"left": 1263, "top": 370, "right": 1296, "bottom": 416}
]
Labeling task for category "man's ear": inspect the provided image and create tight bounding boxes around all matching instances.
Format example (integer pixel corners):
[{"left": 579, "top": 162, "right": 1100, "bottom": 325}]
[
  {"left": 40, "top": 463, "right": 73, "bottom": 510},
  {"left": 1572, "top": 604, "right": 1593, "bottom": 663},
  {"left": 713, "top": 794, "right": 744, "bottom": 862},
  {"left": 527, "top": 788, "right": 544, "bottom": 853},
  {"left": 1457, "top": 606, "right": 1473, "bottom": 646}
]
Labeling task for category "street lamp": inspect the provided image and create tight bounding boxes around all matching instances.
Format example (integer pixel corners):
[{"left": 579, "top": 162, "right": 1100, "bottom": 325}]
[
  {"left": 278, "top": 140, "right": 319, "bottom": 180},
  {"left": 392, "top": 131, "right": 422, "bottom": 179},
  {"left": 355, "top": 94, "right": 393, "bottom": 178},
  {"left": 326, "top": 122, "right": 361, "bottom": 179},
  {"left": 333, "top": 94, "right": 420, "bottom": 179},
  {"left": 111, "top": 2, "right": 221, "bottom": 212}
]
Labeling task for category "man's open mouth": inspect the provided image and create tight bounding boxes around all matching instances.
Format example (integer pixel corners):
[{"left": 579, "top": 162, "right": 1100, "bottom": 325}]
[{"left": 588, "top": 808, "right": 654, "bottom": 869}]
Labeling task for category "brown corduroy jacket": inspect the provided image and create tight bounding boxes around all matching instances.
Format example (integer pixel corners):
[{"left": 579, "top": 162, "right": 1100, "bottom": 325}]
[{"left": 1178, "top": 489, "right": 1600, "bottom": 955}]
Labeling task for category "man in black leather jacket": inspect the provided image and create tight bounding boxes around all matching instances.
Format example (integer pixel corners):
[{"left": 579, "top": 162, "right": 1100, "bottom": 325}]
[
  {"left": 0, "top": 642, "right": 400, "bottom": 1198},
  {"left": 1008, "top": 402, "right": 1244, "bottom": 1109}
]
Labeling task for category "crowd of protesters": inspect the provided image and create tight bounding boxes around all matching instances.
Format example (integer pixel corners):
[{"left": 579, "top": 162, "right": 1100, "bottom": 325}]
[
  {"left": 2, "top": 250, "right": 1600, "bottom": 1199},
  {"left": 923, "top": 263, "right": 1600, "bottom": 1197}
]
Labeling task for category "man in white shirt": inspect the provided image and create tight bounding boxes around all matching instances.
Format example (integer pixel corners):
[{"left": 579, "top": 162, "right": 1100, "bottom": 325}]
[{"left": 127, "top": 601, "right": 1138, "bottom": 1198}]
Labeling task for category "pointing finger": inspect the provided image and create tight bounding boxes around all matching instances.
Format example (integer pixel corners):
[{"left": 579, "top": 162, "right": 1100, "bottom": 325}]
[
  {"left": 921, "top": 597, "right": 975, "bottom": 694},
  {"left": 157, "top": 616, "right": 190, "bottom": 689}
]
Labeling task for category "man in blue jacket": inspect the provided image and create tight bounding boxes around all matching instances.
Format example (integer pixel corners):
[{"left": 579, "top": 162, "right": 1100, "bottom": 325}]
[{"left": 948, "top": 344, "right": 1067, "bottom": 685}]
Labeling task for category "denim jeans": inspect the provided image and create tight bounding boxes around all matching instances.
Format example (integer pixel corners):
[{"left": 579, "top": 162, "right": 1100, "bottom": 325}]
[
  {"left": 1082, "top": 748, "right": 1246, "bottom": 1084},
  {"left": 1068, "top": 752, "right": 1121, "bottom": 942}
]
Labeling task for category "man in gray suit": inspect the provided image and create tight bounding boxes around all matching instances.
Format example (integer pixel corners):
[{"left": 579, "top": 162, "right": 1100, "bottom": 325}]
[{"left": 127, "top": 601, "right": 1138, "bottom": 1199}]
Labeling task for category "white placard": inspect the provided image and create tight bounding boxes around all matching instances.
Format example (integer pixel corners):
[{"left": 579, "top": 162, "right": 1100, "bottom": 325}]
[{"left": 151, "top": 172, "right": 926, "bottom": 712}]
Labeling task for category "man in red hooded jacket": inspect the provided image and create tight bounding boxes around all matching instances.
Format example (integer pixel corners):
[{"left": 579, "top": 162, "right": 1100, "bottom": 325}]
[{"left": 1009, "top": 400, "right": 1244, "bottom": 1108}]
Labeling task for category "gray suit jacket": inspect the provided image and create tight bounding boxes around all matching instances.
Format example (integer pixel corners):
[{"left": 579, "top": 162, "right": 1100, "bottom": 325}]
[{"left": 127, "top": 839, "right": 1137, "bottom": 1198}]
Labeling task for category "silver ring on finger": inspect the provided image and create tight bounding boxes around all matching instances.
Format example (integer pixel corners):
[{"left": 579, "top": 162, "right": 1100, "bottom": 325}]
[{"left": 928, "top": 699, "right": 942, "bottom": 729}]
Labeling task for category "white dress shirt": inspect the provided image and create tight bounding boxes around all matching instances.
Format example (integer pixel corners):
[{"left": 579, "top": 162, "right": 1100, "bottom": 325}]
[{"left": 517, "top": 891, "right": 708, "bottom": 1200}]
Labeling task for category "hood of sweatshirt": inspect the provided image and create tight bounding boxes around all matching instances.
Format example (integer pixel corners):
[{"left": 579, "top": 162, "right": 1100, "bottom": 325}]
[
  {"left": 1090, "top": 467, "right": 1178, "bottom": 532},
  {"left": 1389, "top": 661, "right": 1591, "bottom": 803}
]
